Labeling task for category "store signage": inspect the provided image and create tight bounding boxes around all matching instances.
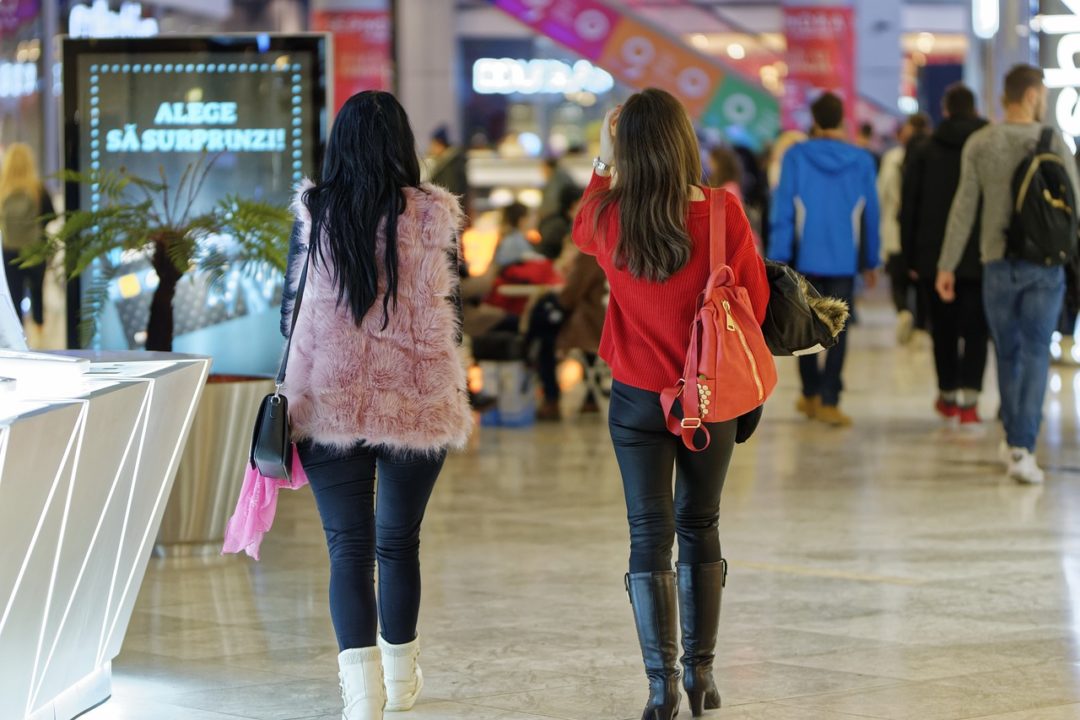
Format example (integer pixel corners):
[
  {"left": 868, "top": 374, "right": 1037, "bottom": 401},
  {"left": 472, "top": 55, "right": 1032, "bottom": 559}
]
[
  {"left": 782, "top": 4, "right": 856, "bottom": 132},
  {"left": 105, "top": 101, "right": 288, "bottom": 153},
  {"left": 69, "top": 1, "right": 159, "bottom": 39},
  {"left": 472, "top": 58, "right": 614, "bottom": 95},
  {"left": 492, "top": 0, "right": 779, "bottom": 147},
  {"left": 0, "top": 61, "right": 37, "bottom": 99},
  {"left": 1040, "top": 0, "right": 1080, "bottom": 142}
]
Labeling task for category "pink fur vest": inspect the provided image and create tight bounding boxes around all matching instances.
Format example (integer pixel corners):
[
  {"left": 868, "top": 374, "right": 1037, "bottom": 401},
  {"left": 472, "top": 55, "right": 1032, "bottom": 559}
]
[{"left": 283, "top": 180, "right": 472, "bottom": 454}]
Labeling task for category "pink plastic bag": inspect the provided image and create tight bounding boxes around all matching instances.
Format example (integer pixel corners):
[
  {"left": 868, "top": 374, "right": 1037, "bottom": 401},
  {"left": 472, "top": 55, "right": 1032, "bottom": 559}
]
[{"left": 221, "top": 445, "right": 309, "bottom": 560}]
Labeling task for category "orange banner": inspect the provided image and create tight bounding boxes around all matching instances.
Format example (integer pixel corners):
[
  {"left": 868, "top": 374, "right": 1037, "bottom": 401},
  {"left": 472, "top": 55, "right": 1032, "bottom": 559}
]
[{"left": 598, "top": 18, "right": 724, "bottom": 117}]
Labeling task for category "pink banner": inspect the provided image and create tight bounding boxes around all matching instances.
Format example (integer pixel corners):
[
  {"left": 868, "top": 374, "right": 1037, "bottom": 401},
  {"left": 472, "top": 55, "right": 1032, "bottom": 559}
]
[
  {"left": 782, "top": 5, "right": 856, "bottom": 132},
  {"left": 312, "top": 7, "right": 393, "bottom": 114},
  {"left": 492, "top": 0, "right": 620, "bottom": 61}
]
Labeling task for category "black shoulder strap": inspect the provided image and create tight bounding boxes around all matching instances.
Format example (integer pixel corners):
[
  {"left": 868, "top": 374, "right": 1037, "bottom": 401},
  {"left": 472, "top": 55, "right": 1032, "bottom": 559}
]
[
  {"left": 1038, "top": 126, "right": 1056, "bottom": 154},
  {"left": 276, "top": 247, "right": 311, "bottom": 387}
]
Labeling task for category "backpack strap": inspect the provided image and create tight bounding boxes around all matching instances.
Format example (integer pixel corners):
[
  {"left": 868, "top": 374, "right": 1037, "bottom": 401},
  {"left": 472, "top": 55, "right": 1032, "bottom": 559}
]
[
  {"left": 709, "top": 188, "right": 727, "bottom": 269},
  {"left": 1037, "top": 126, "right": 1056, "bottom": 154}
]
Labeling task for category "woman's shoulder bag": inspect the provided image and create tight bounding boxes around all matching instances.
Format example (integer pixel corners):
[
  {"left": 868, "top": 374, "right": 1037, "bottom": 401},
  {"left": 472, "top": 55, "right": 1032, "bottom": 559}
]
[
  {"left": 660, "top": 189, "right": 778, "bottom": 451},
  {"left": 250, "top": 247, "right": 310, "bottom": 480}
]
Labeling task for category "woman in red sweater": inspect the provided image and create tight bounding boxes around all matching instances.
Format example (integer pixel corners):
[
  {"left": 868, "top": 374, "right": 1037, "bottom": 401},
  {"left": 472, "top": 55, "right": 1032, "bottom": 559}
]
[{"left": 572, "top": 89, "right": 769, "bottom": 720}]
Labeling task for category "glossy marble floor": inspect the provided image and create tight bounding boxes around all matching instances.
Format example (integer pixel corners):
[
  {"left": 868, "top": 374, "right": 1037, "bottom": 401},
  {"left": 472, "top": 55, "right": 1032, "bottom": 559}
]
[{"left": 88, "top": 306, "right": 1080, "bottom": 720}]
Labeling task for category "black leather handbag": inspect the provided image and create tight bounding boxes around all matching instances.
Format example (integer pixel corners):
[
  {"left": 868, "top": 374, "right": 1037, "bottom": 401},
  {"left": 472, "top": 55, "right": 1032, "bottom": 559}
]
[
  {"left": 761, "top": 260, "right": 850, "bottom": 357},
  {"left": 249, "top": 250, "right": 310, "bottom": 480}
]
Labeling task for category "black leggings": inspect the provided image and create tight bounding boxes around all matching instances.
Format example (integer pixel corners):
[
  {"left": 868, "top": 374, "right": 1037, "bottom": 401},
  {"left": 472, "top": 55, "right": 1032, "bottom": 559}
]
[
  {"left": 4, "top": 250, "right": 44, "bottom": 325},
  {"left": 928, "top": 278, "right": 988, "bottom": 393},
  {"left": 297, "top": 440, "right": 445, "bottom": 650},
  {"left": 608, "top": 381, "right": 737, "bottom": 573}
]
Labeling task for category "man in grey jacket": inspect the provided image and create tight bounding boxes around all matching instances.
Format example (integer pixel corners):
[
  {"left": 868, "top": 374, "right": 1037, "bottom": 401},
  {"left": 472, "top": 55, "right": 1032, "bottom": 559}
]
[{"left": 936, "top": 65, "right": 1080, "bottom": 484}]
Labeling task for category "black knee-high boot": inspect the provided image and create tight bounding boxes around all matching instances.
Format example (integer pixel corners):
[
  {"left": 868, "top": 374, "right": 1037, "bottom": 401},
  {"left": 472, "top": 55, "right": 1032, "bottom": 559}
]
[
  {"left": 626, "top": 571, "right": 681, "bottom": 720},
  {"left": 677, "top": 560, "right": 726, "bottom": 716}
]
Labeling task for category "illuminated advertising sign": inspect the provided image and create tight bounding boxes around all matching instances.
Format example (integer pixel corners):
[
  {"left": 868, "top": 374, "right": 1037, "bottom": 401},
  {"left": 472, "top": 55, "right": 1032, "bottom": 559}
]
[
  {"left": 472, "top": 58, "right": 614, "bottom": 95},
  {"left": 312, "top": 3, "right": 393, "bottom": 114},
  {"left": 1040, "top": 0, "right": 1080, "bottom": 149},
  {"left": 69, "top": 1, "right": 159, "bottom": 38},
  {"left": 782, "top": 4, "right": 856, "bottom": 132},
  {"left": 63, "top": 36, "right": 328, "bottom": 371}
]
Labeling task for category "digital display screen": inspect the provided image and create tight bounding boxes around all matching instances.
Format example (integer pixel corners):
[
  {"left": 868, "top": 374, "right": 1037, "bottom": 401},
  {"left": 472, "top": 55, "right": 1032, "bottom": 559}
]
[{"left": 63, "top": 36, "right": 328, "bottom": 373}]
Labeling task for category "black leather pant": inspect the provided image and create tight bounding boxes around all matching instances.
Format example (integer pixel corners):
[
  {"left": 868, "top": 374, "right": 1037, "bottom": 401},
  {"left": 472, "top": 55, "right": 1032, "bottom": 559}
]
[{"left": 608, "top": 381, "right": 737, "bottom": 573}]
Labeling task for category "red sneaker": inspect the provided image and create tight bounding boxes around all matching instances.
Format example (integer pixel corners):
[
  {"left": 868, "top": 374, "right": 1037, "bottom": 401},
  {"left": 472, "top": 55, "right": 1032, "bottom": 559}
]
[
  {"left": 935, "top": 397, "right": 959, "bottom": 420},
  {"left": 958, "top": 406, "right": 981, "bottom": 425}
]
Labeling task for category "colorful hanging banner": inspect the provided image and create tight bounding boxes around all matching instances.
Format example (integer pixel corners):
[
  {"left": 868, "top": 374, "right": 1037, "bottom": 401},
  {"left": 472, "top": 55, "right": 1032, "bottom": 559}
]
[
  {"left": 781, "top": 4, "right": 856, "bottom": 132},
  {"left": 492, "top": 0, "right": 779, "bottom": 145},
  {"left": 311, "top": 4, "right": 393, "bottom": 113}
]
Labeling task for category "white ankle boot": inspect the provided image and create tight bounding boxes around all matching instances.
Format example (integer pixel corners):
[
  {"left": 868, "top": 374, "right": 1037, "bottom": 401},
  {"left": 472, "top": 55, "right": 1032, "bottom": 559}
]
[
  {"left": 338, "top": 647, "right": 386, "bottom": 720},
  {"left": 379, "top": 635, "right": 423, "bottom": 711}
]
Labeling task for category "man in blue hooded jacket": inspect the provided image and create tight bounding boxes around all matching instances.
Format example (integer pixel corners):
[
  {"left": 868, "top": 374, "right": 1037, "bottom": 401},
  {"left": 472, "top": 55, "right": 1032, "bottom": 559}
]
[{"left": 770, "top": 92, "right": 881, "bottom": 427}]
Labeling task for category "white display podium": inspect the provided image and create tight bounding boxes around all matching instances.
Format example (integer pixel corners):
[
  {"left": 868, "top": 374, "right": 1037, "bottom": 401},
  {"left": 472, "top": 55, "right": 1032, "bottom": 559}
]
[{"left": 0, "top": 353, "right": 210, "bottom": 720}]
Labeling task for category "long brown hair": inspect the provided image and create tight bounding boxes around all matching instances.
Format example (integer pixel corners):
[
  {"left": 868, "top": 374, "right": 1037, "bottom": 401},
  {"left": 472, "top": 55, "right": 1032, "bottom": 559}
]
[{"left": 592, "top": 89, "right": 702, "bottom": 281}]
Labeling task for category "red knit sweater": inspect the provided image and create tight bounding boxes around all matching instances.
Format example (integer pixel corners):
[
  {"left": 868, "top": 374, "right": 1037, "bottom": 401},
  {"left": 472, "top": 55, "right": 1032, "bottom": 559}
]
[{"left": 572, "top": 173, "right": 770, "bottom": 394}]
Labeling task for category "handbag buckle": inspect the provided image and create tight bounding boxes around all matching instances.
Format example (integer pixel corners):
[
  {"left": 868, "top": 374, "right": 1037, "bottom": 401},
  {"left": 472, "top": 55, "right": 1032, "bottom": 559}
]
[{"left": 681, "top": 418, "right": 702, "bottom": 429}]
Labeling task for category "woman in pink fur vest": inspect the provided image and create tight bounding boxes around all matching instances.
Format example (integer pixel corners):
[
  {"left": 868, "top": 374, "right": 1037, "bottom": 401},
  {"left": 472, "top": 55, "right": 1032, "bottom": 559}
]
[{"left": 280, "top": 91, "right": 471, "bottom": 720}]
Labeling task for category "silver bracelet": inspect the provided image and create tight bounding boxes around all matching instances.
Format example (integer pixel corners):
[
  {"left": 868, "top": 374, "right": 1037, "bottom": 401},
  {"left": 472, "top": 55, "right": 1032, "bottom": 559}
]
[{"left": 593, "top": 157, "right": 613, "bottom": 174}]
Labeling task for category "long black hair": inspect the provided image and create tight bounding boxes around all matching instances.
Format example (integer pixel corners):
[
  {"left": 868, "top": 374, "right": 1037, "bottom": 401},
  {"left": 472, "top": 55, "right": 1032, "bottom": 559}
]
[{"left": 303, "top": 91, "right": 422, "bottom": 328}]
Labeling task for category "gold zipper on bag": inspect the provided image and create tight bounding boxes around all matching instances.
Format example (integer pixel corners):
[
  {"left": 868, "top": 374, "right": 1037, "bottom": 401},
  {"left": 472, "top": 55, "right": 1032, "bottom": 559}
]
[{"left": 723, "top": 300, "right": 765, "bottom": 402}]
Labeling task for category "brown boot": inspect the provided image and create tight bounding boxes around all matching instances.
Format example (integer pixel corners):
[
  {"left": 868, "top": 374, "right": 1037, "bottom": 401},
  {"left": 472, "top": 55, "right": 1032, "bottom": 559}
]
[
  {"left": 795, "top": 395, "right": 820, "bottom": 419},
  {"left": 816, "top": 405, "right": 852, "bottom": 427},
  {"left": 537, "top": 400, "right": 561, "bottom": 421}
]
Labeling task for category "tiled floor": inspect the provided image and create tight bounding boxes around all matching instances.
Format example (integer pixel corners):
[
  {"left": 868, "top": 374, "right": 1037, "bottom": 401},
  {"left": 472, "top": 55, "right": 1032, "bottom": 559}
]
[{"left": 88, "top": 306, "right": 1080, "bottom": 720}]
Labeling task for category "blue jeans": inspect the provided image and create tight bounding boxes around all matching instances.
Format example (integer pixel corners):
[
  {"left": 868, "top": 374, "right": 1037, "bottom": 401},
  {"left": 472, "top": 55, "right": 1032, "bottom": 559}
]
[
  {"left": 297, "top": 440, "right": 445, "bottom": 650},
  {"left": 983, "top": 260, "right": 1065, "bottom": 452},
  {"left": 798, "top": 276, "right": 856, "bottom": 407}
]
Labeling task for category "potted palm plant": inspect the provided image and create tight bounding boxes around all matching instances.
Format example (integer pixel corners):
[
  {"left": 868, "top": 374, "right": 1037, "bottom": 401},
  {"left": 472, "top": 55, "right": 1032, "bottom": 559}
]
[
  {"left": 23, "top": 154, "right": 295, "bottom": 554},
  {"left": 23, "top": 154, "right": 292, "bottom": 350}
]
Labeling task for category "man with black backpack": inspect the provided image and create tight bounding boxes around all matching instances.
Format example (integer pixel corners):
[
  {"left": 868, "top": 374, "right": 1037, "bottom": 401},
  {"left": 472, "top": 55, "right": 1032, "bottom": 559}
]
[{"left": 936, "top": 65, "right": 1080, "bottom": 485}]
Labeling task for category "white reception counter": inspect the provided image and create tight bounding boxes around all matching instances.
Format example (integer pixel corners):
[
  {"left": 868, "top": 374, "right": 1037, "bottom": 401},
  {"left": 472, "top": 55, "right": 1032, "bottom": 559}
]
[{"left": 0, "top": 353, "right": 210, "bottom": 720}]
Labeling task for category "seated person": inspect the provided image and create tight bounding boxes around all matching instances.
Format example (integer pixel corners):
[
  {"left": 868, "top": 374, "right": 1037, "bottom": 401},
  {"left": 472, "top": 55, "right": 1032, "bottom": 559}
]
[
  {"left": 528, "top": 243, "right": 607, "bottom": 421},
  {"left": 486, "top": 201, "right": 561, "bottom": 319},
  {"left": 536, "top": 185, "right": 583, "bottom": 260},
  {"left": 493, "top": 201, "right": 543, "bottom": 268}
]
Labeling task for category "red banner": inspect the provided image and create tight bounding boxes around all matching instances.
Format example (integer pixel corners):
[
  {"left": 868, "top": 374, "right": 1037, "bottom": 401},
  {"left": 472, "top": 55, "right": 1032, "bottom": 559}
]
[
  {"left": 782, "top": 5, "right": 855, "bottom": 132},
  {"left": 311, "top": 7, "right": 393, "bottom": 114}
]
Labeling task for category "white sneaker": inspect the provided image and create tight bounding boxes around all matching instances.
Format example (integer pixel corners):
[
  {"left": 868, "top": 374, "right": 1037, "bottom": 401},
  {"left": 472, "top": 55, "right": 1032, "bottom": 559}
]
[
  {"left": 896, "top": 310, "right": 915, "bottom": 345},
  {"left": 1007, "top": 448, "right": 1045, "bottom": 485},
  {"left": 379, "top": 635, "right": 423, "bottom": 712},
  {"left": 339, "top": 647, "right": 386, "bottom": 720}
]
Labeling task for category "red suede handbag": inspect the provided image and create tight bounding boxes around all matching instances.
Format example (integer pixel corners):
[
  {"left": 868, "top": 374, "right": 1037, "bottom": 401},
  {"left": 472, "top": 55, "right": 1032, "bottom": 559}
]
[{"left": 661, "top": 189, "right": 777, "bottom": 451}]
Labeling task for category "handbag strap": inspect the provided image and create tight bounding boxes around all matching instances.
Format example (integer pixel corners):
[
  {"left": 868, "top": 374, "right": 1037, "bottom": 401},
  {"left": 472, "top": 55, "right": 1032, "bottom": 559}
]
[
  {"left": 657, "top": 189, "right": 728, "bottom": 452},
  {"left": 709, "top": 188, "right": 727, "bottom": 270},
  {"left": 276, "top": 245, "right": 312, "bottom": 388}
]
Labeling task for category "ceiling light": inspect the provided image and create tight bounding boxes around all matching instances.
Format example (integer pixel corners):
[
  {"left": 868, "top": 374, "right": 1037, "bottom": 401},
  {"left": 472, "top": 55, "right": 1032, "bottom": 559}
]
[{"left": 972, "top": 0, "right": 999, "bottom": 39}]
